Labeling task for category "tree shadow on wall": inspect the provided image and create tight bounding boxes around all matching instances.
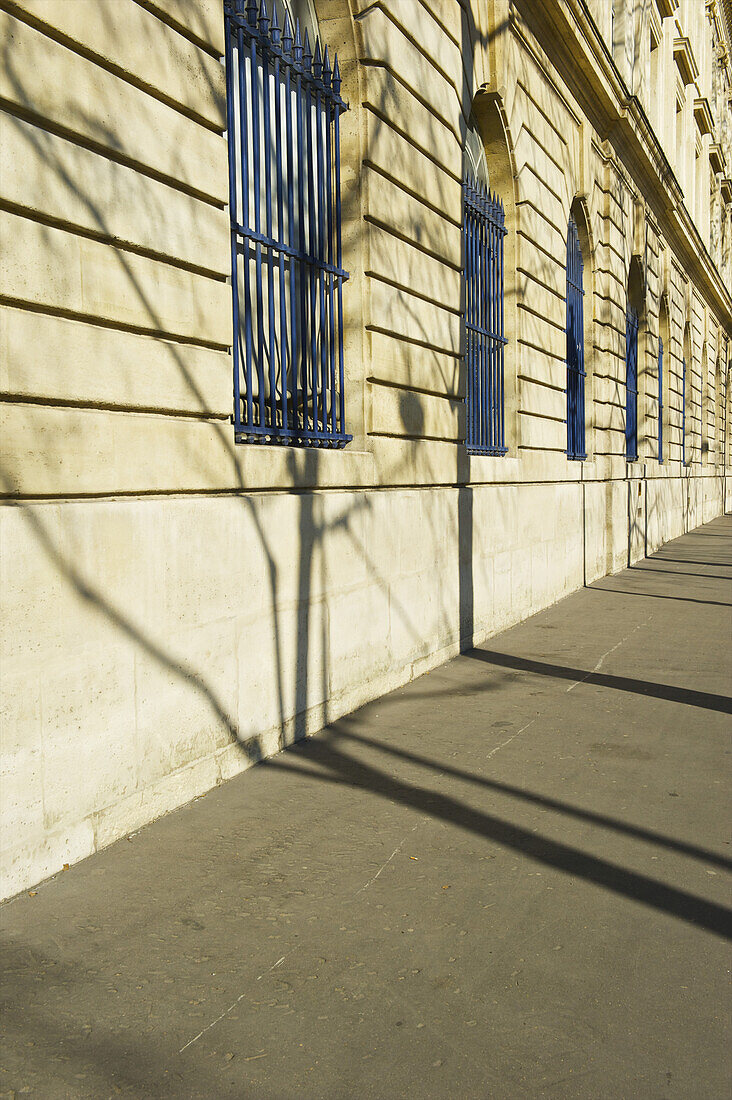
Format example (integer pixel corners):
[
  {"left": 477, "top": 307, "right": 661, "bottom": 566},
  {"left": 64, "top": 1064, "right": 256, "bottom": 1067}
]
[{"left": 0, "top": 1, "right": 497, "bottom": 818}]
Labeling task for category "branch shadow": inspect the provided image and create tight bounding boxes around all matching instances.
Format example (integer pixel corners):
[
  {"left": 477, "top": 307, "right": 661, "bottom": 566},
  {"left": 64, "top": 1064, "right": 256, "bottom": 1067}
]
[
  {"left": 466, "top": 647, "right": 732, "bottom": 715},
  {"left": 265, "top": 727, "right": 732, "bottom": 940}
]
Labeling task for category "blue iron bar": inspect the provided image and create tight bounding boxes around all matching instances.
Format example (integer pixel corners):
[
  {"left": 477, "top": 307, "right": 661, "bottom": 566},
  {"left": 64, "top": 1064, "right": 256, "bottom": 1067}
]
[
  {"left": 225, "top": 18, "right": 243, "bottom": 432},
  {"left": 272, "top": 16, "right": 289, "bottom": 440},
  {"left": 333, "top": 54, "right": 346, "bottom": 435},
  {"left": 478, "top": 204, "right": 484, "bottom": 449},
  {"left": 226, "top": 16, "right": 347, "bottom": 110},
  {"left": 225, "top": 1, "right": 349, "bottom": 447},
  {"left": 235, "top": 424, "right": 351, "bottom": 445},
  {"left": 235, "top": 20, "right": 254, "bottom": 431},
  {"left": 324, "top": 47, "right": 337, "bottom": 438},
  {"left": 314, "top": 41, "right": 328, "bottom": 436},
  {"left": 626, "top": 308, "right": 639, "bottom": 461},
  {"left": 304, "top": 32, "right": 319, "bottom": 435},
  {"left": 294, "top": 21, "right": 309, "bottom": 434},
  {"left": 658, "top": 336, "right": 664, "bottom": 464},
  {"left": 465, "top": 322, "right": 507, "bottom": 343},
  {"left": 467, "top": 191, "right": 476, "bottom": 447},
  {"left": 282, "top": 12, "right": 298, "bottom": 431},
  {"left": 682, "top": 356, "right": 686, "bottom": 464},
  {"left": 463, "top": 173, "right": 507, "bottom": 457},
  {"left": 249, "top": 29, "right": 266, "bottom": 431},
  {"left": 260, "top": 25, "right": 278, "bottom": 439},
  {"left": 497, "top": 201, "right": 501, "bottom": 451},
  {"left": 492, "top": 209, "right": 497, "bottom": 451}
]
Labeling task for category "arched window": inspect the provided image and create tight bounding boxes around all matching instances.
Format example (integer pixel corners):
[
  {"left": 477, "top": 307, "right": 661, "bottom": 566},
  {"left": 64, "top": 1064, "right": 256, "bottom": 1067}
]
[
  {"left": 625, "top": 258, "right": 644, "bottom": 462},
  {"left": 658, "top": 297, "right": 670, "bottom": 464},
  {"left": 682, "top": 322, "right": 692, "bottom": 465},
  {"left": 462, "top": 113, "right": 507, "bottom": 456},
  {"left": 565, "top": 214, "right": 586, "bottom": 460},
  {"left": 701, "top": 341, "right": 709, "bottom": 462},
  {"left": 714, "top": 354, "right": 723, "bottom": 465},
  {"left": 224, "top": 0, "right": 350, "bottom": 447}
]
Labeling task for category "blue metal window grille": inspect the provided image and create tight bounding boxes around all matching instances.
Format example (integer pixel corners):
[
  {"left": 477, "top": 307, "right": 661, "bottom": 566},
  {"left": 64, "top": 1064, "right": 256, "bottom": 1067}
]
[
  {"left": 463, "top": 177, "right": 507, "bottom": 456},
  {"left": 224, "top": 0, "right": 351, "bottom": 447},
  {"left": 658, "top": 336, "right": 663, "bottom": 463},
  {"left": 625, "top": 307, "right": 639, "bottom": 461},
  {"left": 565, "top": 216, "right": 586, "bottom": 460},
  {"left": 681, "top": 355, "right": 687, "bottom": 464}
]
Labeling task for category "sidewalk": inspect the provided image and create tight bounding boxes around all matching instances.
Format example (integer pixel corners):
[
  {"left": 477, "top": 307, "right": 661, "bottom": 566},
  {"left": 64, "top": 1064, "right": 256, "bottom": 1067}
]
[{"left": 2, "top": 516, "right": 730, "bottom": 1099}]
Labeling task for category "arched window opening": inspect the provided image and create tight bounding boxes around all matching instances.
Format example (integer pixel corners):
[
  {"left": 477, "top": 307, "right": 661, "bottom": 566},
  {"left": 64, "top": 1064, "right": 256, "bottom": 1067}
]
[
  {"left": 701, "top": 341, "right": 709, "bottom": 462},
  {"left": 462, "top": 111, "right": 507, "bottom": 456},
  {"left": 658, "top": 297, "right": 670, "bottom": 464},
  {"left": 625, "top": 258, "right": 644, "bottom": 462},
  {"left": 224, "top": 0, "right": 351, "bottom": 447},
  {"left": 714, "top": 354, "right": 723, "bottom": 465},
  {"left": 682, "top": 321, "right": 692, "bottom": 465},
  {"left": 566, "top": 214, "right": 586, "bottom": 460}
]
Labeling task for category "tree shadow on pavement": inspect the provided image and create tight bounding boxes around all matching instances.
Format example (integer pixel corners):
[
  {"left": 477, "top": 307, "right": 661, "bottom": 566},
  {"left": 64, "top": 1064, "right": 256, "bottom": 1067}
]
[{"left": 266, "top": 726, "right": 732, "bottom": 940}]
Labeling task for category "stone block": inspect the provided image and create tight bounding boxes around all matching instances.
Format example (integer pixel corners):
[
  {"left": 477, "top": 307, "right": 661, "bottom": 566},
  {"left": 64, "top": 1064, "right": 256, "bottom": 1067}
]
[
  {"left": 0, "top": 12, "right": 227, "bottom": 201},
  {"left": 40, "top": 645, "right": 137, "bottom": 830},
  {"left": 0, "top": 306, "right": 231, "bottom": 415},
  {"left": 6, "top": 0, "right": 225, "bottom": 127},
  {"left": 0, "top": 115, "right": 229, "bottom": 275},
  {"left": 0, "top": 212, "right": 231, "bottom": 345}
]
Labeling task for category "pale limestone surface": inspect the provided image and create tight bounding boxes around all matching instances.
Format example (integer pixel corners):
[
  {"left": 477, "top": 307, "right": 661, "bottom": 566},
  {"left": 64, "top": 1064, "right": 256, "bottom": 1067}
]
[{"left": 0, "top": 0, "right": 730, "bottom": 898}]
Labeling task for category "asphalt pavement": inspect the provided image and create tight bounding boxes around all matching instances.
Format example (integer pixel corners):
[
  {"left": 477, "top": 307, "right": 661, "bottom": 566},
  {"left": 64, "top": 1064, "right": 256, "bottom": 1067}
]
[{"left": 1, "top": 515, "right": 730, "bottom": 1099}]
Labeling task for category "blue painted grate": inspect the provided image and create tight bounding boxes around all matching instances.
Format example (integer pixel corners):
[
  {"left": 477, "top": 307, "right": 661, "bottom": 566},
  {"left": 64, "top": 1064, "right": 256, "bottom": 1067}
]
[
  {"left": 682, "top": 355, "right": 687, "bottom": 465},
  {"left": 626, "top": 307, "right": 639, "bottom": 461},
  {"left": 658, "top": 336, "right": 663, "bottom": 464},
  {"left": 224, "top": 0, "right": 351, "bottom": 447},
  {"left": 566, "top": 216, "right": 586, "bottom": 460},
  {"left": 463, "top": 177, "right": 507, "bottom": 456}
]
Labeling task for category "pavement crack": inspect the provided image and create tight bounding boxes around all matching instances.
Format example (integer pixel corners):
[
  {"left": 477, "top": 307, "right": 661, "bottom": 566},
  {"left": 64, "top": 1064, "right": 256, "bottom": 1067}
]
[
  {"left": 566, "top": 612, "right": 653, "bottom": 693},
  {"left": 355, "top": 821, "right": 423, "bottom": 895}
]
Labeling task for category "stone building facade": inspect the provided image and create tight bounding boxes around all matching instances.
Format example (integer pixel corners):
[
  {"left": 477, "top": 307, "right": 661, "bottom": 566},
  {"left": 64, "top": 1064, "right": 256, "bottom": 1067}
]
[{"left": 1, "top": 0, "right": 730, "bottom": 899}]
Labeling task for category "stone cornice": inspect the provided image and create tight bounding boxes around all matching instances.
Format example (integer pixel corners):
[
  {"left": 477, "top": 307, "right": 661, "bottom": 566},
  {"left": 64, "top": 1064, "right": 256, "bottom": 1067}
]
[
  {"left": 694, "top": 97, "right": 715, "bottom": 136},
  {"left": 513, "top": 0, "right": 732, "bottom": 327},
  {"left": 673, "top": 37, "right": 699, "bottom": 86}
]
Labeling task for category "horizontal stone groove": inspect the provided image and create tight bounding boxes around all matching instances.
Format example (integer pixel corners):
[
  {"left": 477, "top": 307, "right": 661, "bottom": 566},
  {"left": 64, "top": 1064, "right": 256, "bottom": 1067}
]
[
  {"left": 518, "top": 121, "right": 568, "bottom": 178},
  {"left": 516, "top": 78, "right": 570, "bottom": 148},
  {"left": 0, "top": 296, "right": 230, "bottom": 352},
  {"left": 362, "top": 102, "right": 461, "bottom": 183},
  {"left": 0, "top": 393, "right": 230, "bottom": 419},
  {"left": 360, "top": 64, "right": 458, "bottom": 150},
  {"left": 367, "top": 376, "right": 461, "bottom": 401},
  {"left": 365, "top": 2, "right": 460, "bottom": 104},
  {"left": 0, "top": 199, "right": 228, "bottom": 282},
  {"left": 518, "top": 408, "right": 566, "bottom": 424},
  {"left": 368, "top": 429, "right": 460, "bottom": 443},
  {"left": 366, "top": 323, "right": 458, "bottom": 361},
  {"left": 368, "top": 326, "right": 460, "bottom": 362},
  {"left": 0, "top": 98, "right": 226, "bottom": 208},
  {"left": 517, "top": 444, "right": 567, "bottom": 452},
  {"left": 365, "top": 215, "right": 462, "bottom": 271},
  {"left": 516, "top": 229, "right": 565, "bottom": 271},
  {"left": 516, "top": 265, "right": 565, "bottom": 302},
  {"left": 365, "top": 272, "right": 461, "bottom": 316},
  {"left": 364, "top": 162, "right": 462, "bottom": 230},
  {"left": 516, "top": 197, "right": 565, "bottom": 234},
  {"left": 518, "top": 160, "right": 565, "bottom": 208},
  {"left": 517, "top": 340, "right": 567, "bottom": 365},
  {"left": 1, "top": 1, "right": 224, "bottom": 133},
  {"left": 133, "top": 0, "right": 222, "bottom": 58},
  {"left": 416, "top": 0, "right": 459, "bottom": 48},
  {"left": 517, "top": 300, "right": 566, "bottom": 333}
]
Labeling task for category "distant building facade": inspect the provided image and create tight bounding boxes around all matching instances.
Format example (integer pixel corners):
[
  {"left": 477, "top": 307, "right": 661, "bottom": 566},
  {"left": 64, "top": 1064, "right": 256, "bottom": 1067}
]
[{"left": 1, "top": 0, "right": 730, "bottom": 898}]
